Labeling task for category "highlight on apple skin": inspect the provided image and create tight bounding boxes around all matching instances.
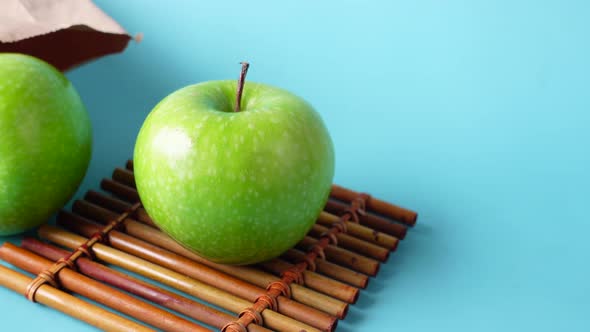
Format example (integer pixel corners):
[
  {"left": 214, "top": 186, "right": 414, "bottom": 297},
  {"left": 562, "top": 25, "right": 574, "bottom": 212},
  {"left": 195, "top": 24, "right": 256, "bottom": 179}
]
[
  {"left": 134, "top": 78, "right": 335, "bottom": 265},
  {"left": 0, "top": 53, "right": 92, "bottom": 235}
]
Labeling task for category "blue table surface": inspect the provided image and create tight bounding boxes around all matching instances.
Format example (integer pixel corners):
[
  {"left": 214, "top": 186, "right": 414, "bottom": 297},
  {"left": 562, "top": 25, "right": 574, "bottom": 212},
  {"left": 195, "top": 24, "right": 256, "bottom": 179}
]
[{"left": 2, "top": 1, "right": 589, "bottom": 331}]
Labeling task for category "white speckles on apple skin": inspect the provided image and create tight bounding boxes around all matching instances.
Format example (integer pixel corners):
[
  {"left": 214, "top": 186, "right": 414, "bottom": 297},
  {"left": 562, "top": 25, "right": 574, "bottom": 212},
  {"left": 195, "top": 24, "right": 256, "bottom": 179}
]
[{"left": 134, "top": 80, "right": 334, "bottom": 264}]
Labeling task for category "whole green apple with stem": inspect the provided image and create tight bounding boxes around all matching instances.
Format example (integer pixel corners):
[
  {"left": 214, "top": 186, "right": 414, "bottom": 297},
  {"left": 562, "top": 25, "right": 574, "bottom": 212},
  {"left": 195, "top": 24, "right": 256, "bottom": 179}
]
[
  {"left": 134, "top": 63, "right": 335, "bottom": 264},
  {"left": 0, "top": 53, "right": 92, "bottom": 235}
]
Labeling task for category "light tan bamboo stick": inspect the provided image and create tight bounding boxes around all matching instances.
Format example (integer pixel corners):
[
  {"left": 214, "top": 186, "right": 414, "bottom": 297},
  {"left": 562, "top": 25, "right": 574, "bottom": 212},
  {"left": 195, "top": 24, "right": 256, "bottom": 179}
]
[
  {"left": 256, "top": 258, "right": 357, "bottom": 305},
  {"left": 325, "top": 199, "right": 408, "bottom": 239},
  {"left": 0, "top": 264, "right": 154, "bottom": 332},
  {"left": 297, "top": 236, "right": 380, "bottom": 276},
  {"left": 37, "top": 225, "right": 321, "bottom": 332},
  {"left": 22, "top": 238, "right": 271, "bottom": 332},
  {"left": 317, "top": 211, "right": 399, "bottom": 250},
  {"left": 309, "top": 223, "right": 390, "bottom": 261},
  {"left": 0, "top": 243, "right": 205, "bottom": 332},
  {"left": 280, "top": 249, "right": 369, "bottom": 288},
  {"left": 81, "top": 191, "right": 359, "bottom": 305},
  {"left": 57, "top": 210, "right": 341, "bottom": 330}
]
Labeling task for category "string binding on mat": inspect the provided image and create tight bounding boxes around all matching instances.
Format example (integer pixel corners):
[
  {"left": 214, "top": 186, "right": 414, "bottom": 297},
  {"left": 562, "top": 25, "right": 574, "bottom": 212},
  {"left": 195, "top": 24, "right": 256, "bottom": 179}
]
[
  {"left": 24, "top": 202, "right": 142, "bottom": 302},
  {"left": 341, "top": 192, "right": 370, "bottom": 223},
  {"left": 223, "top": 193, "right": 370, "bottom": 330}
]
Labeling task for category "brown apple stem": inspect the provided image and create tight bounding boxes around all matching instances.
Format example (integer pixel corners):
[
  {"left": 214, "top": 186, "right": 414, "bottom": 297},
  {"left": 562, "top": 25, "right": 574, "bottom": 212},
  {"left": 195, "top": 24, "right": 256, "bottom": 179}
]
[{"left": 234, "top": 61, "right": 250, "bottom": 113}]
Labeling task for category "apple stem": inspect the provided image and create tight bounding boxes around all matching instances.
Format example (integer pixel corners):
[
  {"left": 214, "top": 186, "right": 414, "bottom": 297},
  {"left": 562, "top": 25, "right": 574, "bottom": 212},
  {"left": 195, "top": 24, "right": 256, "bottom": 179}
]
[{"left": 234, "top": 62, "right": 250, "bottom": 113}]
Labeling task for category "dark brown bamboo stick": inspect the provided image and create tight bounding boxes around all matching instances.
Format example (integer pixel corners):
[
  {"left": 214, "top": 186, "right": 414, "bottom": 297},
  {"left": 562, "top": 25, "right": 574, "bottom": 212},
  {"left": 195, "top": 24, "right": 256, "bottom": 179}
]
[
  {"left": 280, "top": 249, "right": 369, "bottom": 288},
  {"left": 114, "top": 167, "right": 135, "bottom": 186},
  {"left": 57, "top": 211, "right": 340, "bottom": 330},
  {"left": 325, "top": 199, "right": 408, "bottom": 239},
  {"left": 330, "top": 184, "right": 418, "bottom": 226},
  {"left": 85, "top": 190, "right": 154, "bottom": 226},
  {"left": 102, "top": 178, "right": 140, "bottom": 202},
  {"left": 309, "top": 224, "right": 390, "bottom": 262},
  {"left": 21, "top": 238, "right": 271, "bottom": 332},
  {"left": 0, "top": 243, "right": 206, "bottom": 332},
  {"left": 317, "top": 211, "right": 399, "bottom": 249},
  {"left": 82, "top": 191, "right": 360, "bottom": 305},
  {"left": 296, "top": 236, "right": 380, "bottom": 276},
  {"left": 38, "top": 225, "right": 320, "bottom": 332},
  {"left": 0, "top": 264, "right": 154, "bottom": 332}
]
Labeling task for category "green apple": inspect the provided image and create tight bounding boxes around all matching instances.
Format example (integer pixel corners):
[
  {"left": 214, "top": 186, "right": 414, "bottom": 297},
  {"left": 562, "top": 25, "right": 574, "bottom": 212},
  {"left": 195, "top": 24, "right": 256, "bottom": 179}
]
[
  {"left": 0, "top": 53, "right": 92, "bottom": 235},
  {"left": 134, "top": 64, "right": 334, "bottom": 264}
]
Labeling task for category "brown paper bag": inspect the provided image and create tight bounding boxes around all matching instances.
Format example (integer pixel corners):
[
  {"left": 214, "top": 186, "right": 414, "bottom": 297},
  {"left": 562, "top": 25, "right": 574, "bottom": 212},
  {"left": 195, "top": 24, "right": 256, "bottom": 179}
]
[{"left": 0, "top": 0, "right": 133, "bottom": 71}]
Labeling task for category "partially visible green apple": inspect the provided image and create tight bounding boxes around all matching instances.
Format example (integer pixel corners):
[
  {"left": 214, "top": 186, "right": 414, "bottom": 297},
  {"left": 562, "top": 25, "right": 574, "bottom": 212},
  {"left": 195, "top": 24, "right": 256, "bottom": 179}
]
[
  {"left": 0, "top": 54, "right": 92, "bottom": 235},
  {"left": 134, "top": 64, "right": 334, "bottom": 265}
]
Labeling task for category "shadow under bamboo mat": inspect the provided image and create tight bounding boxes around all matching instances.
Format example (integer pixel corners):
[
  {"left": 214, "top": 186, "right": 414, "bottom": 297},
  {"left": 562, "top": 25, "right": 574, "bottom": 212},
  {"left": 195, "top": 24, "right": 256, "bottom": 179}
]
[{"left": 0, "top": 160, "right": 418, "bottom": 332}]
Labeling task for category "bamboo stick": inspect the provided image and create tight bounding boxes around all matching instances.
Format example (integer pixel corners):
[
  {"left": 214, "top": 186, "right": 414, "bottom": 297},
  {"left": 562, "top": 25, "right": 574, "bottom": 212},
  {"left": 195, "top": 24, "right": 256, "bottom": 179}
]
[
  {"left": 81, "top": 191, "right": 360, "bottom": 305},
  {"left": 114, "top": 167, "right": 135, "bottom": 186},
  {"left": 0, "top": 243, "right": 206, "bottom": 332},
  {"left": 324, "top": 199, "right": 408, "bottom": 239},
  {"left": 85, "top": 190, "right": 153, "bottom": 226},
  {"left": 330, "top": 185, "right": 418, "bottom": 226},
  {"left": 37, "top": 225, "right": 321, "bottom": 332},
  {"left": 317, "top": 211, "right": 399, "bottom": 249},
  {"left": 0, "top": 264, "right": 154, "bottom": 332},
  {"left": 58, "top": 210, "right": 341, "bottom": 328},
  {"left": 21, "top": 238, "right": 271, "bottom": 332},
  {"left": 309, "top": 224, "right": 390, "bottom": 262},
  {"left": 297, "top": 237, "right": 380, "bottom": 276},
  {"left": 102, "top": 178, "right": 139, "bottom": 201},
  {"left": 256, "top": 258, "right": 357, "bottom": 306},
  {"left": 280, "top": 249, "right": 369, "bottom": 288}
]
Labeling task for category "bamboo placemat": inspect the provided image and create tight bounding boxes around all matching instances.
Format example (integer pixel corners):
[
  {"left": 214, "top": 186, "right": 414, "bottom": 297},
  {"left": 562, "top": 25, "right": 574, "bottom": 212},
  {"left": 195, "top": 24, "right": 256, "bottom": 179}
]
[{"left": 0, "top": 160, "right": 417, "bottom": 332}]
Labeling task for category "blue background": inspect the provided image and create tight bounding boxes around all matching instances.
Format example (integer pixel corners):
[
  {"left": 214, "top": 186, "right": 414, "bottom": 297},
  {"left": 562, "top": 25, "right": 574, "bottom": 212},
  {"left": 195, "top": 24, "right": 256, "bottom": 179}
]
[{"left": 1, "top": 0, "right": 589, "bottom": 331}]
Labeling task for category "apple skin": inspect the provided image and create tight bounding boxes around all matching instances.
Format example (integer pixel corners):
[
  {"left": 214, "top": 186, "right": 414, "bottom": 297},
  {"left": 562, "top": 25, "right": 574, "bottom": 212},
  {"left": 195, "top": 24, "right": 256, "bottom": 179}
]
[
  {"left": 134, "top": 80, "right": 335, "bottom": 264},
  {"left": 0, "top": 54, "right": 92, "bottom": 235}
]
